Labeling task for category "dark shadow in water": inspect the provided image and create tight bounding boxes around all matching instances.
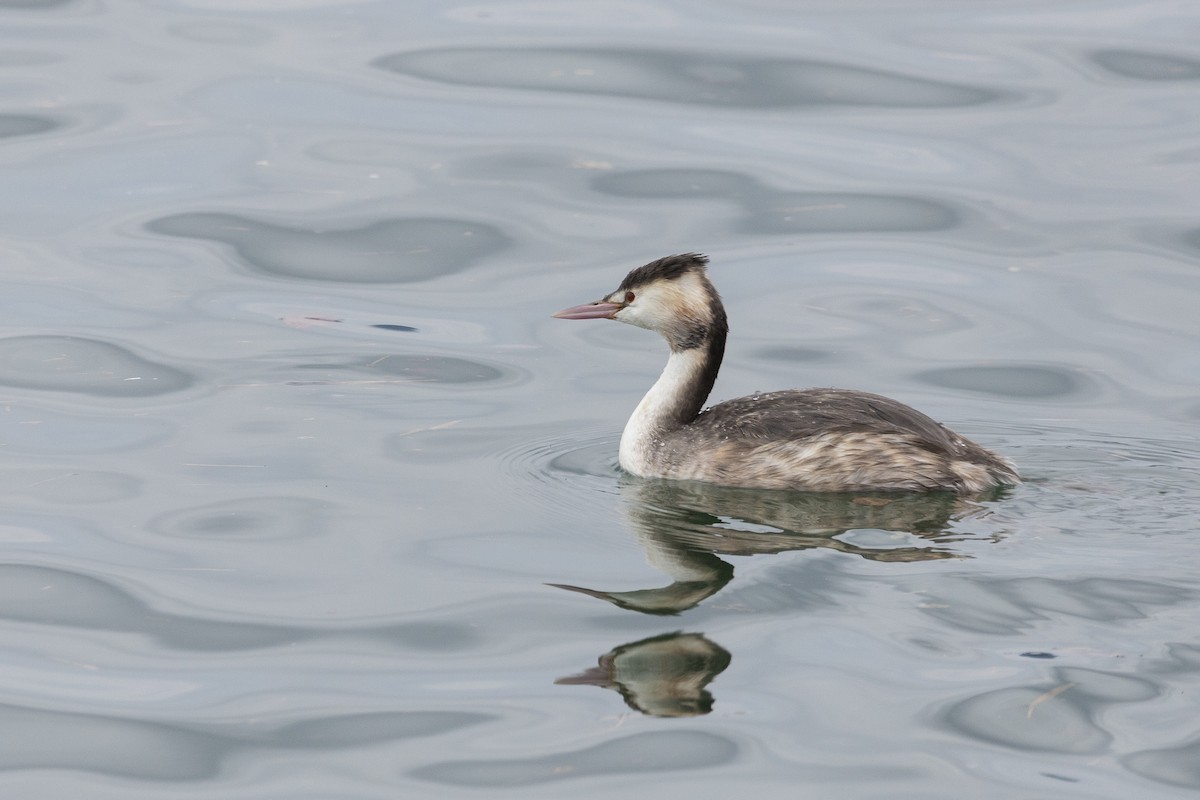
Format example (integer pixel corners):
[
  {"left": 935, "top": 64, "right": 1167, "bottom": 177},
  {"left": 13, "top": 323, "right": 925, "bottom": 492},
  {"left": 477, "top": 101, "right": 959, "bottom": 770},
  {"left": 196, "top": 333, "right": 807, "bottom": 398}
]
[
  {"left": 556, "top": 632, "right": 731, "bottom": 718},
  {"left": 915, "top": 363, "right": 1099, "bottom": 400},
  {"left": 146, "top": 212, "right": 509, "bottom": 283},
  {"left": 752, "top": 344, "right": 835, "bottom": 364},
  {"left": 592, "top": 168, "right": 961, "bottom": 235},
  {"left": 290, "top": 353, "right": 508, "bottom": 384},
  {"left": 1090, "top": 49, "right": 1200, "bottom": 81},
  {"left": 0, "top": 113, "right": 60, "bottom": 138},
  {"left": 1182, "top": 227, "right": 1200, "bottom": 259},
  {"left": 550, "top": 478, "right": 992, "bottom": 616},
  {"left": 375, "top": 46, "right": 1006, "bottom": 109}
]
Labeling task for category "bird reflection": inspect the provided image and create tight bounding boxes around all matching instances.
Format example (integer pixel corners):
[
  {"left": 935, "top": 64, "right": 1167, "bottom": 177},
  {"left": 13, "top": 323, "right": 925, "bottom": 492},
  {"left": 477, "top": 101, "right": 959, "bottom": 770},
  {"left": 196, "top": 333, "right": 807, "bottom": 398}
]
[
  {"left": 551, "top": 478, "right": 1000, "bottom": 615},
  {"left": 556, "top": 632, "right": 731, "bottom": 718}
]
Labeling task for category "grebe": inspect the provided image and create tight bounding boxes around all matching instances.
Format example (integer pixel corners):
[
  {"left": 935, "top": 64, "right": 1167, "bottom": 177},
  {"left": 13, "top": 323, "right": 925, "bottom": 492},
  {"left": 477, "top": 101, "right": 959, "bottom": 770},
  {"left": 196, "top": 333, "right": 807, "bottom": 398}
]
[{"left": 553, "top": 254, "right": 1019, "bottom": 493}]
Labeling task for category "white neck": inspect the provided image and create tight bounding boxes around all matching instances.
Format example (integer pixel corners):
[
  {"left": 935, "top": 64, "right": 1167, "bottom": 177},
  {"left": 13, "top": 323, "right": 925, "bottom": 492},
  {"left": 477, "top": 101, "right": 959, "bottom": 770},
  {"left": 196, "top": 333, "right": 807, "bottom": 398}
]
[{"left": 619, "top": 348, "right": 709, "bottom": 476}]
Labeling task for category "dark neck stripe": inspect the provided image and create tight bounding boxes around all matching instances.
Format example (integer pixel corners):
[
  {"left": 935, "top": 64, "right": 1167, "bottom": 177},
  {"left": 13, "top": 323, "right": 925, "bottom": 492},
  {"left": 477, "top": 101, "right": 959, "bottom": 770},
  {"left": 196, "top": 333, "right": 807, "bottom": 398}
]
[{"left": 665, "top": 309, "right": 727, "bottom": 427}]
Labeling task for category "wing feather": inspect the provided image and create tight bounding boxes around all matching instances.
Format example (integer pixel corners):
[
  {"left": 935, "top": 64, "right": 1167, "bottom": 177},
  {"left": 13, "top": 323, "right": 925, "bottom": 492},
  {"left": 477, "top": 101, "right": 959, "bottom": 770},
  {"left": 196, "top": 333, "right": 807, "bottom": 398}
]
[{"left": 693, "top": 388, "right": 967, "bottom": 456}]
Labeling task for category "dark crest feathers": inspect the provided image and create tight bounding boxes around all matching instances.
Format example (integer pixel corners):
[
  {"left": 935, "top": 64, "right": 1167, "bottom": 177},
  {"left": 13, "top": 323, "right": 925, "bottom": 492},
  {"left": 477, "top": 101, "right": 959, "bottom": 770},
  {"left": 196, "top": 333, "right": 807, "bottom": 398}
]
[{"left": 618, "top": 253, "right": 709, "bottom": 292}]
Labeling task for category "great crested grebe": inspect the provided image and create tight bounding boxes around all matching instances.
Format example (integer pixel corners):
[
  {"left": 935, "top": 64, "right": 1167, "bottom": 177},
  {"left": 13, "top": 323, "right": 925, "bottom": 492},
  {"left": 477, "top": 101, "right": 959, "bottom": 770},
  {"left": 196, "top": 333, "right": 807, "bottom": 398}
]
[{"left": 553, "top": 254, "right": 1019, "bottom": 494}]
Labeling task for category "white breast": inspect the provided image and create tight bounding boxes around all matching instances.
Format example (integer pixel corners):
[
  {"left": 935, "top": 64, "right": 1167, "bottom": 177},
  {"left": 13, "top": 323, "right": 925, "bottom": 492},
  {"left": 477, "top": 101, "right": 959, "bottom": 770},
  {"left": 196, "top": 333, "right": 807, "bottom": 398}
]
[{"left": 618, "top": 348, "right": 707, "bottom": 477}]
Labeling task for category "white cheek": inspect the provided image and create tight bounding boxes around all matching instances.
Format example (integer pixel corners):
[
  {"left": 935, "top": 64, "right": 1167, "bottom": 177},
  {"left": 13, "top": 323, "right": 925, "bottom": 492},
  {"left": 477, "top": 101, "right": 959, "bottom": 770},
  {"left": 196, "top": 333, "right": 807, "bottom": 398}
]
[
  {"left": 614, "top": 306, "right": 641, "bottom": 327},
  {"left": 614, "top": 287, "right": 662, "bottom": 329},
  {"left": 615, "top": 304, "right": 660, "bottom": 330}
]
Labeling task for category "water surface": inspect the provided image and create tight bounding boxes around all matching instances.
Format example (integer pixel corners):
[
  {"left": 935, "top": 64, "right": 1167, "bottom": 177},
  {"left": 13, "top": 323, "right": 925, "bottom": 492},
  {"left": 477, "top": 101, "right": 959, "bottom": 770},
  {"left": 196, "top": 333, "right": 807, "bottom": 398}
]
[{"left": 1, "top": 0, "right": 1198, "bottom": 798}]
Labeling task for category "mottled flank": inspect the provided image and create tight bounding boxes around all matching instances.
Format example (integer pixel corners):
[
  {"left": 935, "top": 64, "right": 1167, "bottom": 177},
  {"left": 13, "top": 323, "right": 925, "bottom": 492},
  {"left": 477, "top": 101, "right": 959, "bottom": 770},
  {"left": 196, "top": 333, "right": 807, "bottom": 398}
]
[
  {"left": 638, "top": 388, "right": 1018, "bottom": 492},
  {"left": 558, "top": 254, "right": 1019, "bottom": 494},
  {"left": 662, "top": 427, "right": 1014, "bottom": 493}
]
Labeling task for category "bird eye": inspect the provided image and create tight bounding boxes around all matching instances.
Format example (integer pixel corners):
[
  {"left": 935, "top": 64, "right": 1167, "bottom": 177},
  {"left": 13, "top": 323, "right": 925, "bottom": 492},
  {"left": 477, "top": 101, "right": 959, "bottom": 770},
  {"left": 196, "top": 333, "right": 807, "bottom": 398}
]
[{"left": 624, "top": 291, "right": 635, "bottom": 304}]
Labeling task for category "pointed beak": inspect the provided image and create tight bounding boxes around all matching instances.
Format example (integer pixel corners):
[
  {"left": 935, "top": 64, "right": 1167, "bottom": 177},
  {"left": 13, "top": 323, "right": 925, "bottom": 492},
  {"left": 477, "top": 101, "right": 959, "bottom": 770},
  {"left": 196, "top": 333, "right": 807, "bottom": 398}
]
[
  {"left": 552, "top": 301, "right": 622, "bottom": 320},
  {"left": 554, "top": 665, "right": 613, "bottom": 687}
]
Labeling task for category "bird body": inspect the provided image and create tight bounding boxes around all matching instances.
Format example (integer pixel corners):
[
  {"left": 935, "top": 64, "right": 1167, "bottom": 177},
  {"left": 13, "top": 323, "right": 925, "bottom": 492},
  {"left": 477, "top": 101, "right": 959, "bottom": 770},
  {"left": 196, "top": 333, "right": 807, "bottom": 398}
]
[{"left": 554, "top": 254, "right": 1018, "bottom": 494}]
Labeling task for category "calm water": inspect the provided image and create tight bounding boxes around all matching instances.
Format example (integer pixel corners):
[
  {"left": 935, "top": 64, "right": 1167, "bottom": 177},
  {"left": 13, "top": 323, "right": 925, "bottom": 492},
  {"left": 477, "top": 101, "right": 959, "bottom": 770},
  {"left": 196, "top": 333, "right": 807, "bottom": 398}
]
[{"left": 1, "top": 0, "right": 1199, "bottom": 797}]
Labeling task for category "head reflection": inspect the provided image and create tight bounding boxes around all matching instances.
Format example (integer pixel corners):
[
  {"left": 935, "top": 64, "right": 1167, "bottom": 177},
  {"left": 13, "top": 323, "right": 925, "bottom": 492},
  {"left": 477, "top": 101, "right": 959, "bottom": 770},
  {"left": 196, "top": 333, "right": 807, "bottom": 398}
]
[
  {"left": 557, "top": 632, "right": 731, "bottom": 718},
  {"left": 552, "top": 478, "right": 995, "bottom": 616}
]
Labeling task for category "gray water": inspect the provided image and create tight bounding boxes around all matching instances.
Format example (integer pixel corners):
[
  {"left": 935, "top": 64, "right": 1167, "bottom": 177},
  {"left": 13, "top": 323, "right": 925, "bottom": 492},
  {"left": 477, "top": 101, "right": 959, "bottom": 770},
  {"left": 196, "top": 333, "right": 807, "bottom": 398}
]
[{"left": 2, "top": 0, "right": 1199, "bottom": 797}]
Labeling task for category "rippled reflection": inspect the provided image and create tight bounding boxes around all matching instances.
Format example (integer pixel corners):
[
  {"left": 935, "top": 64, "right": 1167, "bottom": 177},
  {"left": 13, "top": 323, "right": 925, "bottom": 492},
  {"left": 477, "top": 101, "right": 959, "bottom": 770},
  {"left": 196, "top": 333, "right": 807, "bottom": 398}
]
[
  {"left": 0, "top": 564, "right": 479, "bottom": 652},
  {"left": 0, "top": 469, "right": 140, "bottom": 504},
  {"left": 311, "top": 353, "right": 506, "bottom": 384},
  {"left": 913, "top": 575, "right": 1190, "bottom": 635},
  {"left": 592, "top": 168, "right": 961, "bottom": 234},
  {"left": 915, "top": 363, "right": 1097, "bottom": 400},
  {"left": 939, "top": 666, "right": 1157, "bottom": 755},
  {"left": 0, "top": 403, "right": 171, "bottom": 454},
  {"left": 0, "top": 0, "right": 73, "bottom": 8},
  {"left": 148, "top": 495, "right": 331, "bottom": 540},
  {"left": 146, "top": 212, "right": 510, "bottom": 283},
  {"left": 0, "top": 703, "right": 491, "bottom": 780},
  {"left": 557, "top": 632, "right": 731, "bottom": 718},
  {"left": 1090, "top": 49, "right": 1200, "bottom": 81},
  {"left": 1183, "top": 226, "right": 1200, "bottom": 256},
  {"left": 410, "top": 730, "right": 738, "bottom": 787},
  {"left": 551, "top": 478, "right": 998, "bottom": 615},
  {"left": 3, "top": 0, "right": 1198, "bottom": 793},
  {"left": 376, "top": 46, "right": 1005, "bottom": 108},
  {"left": 0, "top": 114, "right": 59, "bottom": 138},
  {"left": 167, "top": 21, "right": 271, "bottom": 46},
  {"left": 0, "top": 335, "right": 192, "bottom": 397},
  {"left": 1124, "top": 739, "right": 1200, "bottom": 789}
]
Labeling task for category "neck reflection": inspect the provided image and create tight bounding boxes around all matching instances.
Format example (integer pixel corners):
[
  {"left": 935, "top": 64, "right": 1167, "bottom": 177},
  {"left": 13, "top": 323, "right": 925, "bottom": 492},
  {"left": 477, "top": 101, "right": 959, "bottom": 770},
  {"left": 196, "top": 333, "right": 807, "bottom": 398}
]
[
  {"left": 553, "top": 478, "right": 991, "bottom": 616},
  {"left": 552, "top": 479, "right": 1003, "bottom": 717}
]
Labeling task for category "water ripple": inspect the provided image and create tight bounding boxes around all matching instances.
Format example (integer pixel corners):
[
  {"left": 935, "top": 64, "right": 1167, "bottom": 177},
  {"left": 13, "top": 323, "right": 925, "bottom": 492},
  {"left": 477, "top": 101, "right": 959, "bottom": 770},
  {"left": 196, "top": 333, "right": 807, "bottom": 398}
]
[
  {"left": 0, "top": 0, "right": 74, "bottom": 8},
  {"left": 0, "top": 114, "right": 60, "bottom": 139},
  {"left": 0, "top": 703, "right": 492, "bottom": 780},
  {"left": 410, "top": 730, "right": 738, "bottom": 786},
  {"left": 388, "top": 422, "right": 617, "bottom": 486},
  {"left": 913, "top": 576, "right": 1190, "bottom": 635},
  {"left": 0, "top": 335, "right": 192, "bottom": 397},
  {"left": 148, "top": 496, "right": 333, "bottom": 541},
  {"left": 375, "top": 46, "right": 1006, "bottom": 109},
  {"left": 1090, "top": 49, "right": 1200, "bottom": 81},
  {"left": 0, "top": 469, "right": 140, "bottom": 505},
  {"left": 146, "top": 212, "right": 510, "bottom": 283},
  {"left": 288, "top": 352, "right": 512, "bottom": 385},
  {"left": 0, "top": 564, "right": 480, "bottom": 652},
  {"left": 939, "top": 667, "right": 1158, "bottom": 755},
  {"left": 914, "top": 363, "right": 1100, "bottom": 400},
  {"left": 497, "top": 427, "right": 621, "bottom": 514},
  {"left": 1124, "top": 739, "right": 1200, "bottom": 789},
  {"left": 0, "top": 404, "right": 172, "bottom": 454},
  {"left": 592, "top": 168, "right": 961, "bottom": 234}
]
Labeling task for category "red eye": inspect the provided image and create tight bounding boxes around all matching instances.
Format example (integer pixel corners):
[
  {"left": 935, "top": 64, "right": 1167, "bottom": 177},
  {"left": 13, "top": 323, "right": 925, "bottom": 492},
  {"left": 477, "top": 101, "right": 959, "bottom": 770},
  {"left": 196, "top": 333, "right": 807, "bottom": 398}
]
[{"left": 624, "top": 291, "right": 635, "bottom": 304}]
